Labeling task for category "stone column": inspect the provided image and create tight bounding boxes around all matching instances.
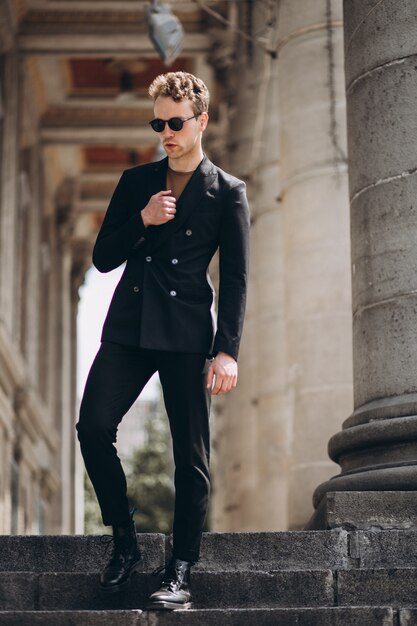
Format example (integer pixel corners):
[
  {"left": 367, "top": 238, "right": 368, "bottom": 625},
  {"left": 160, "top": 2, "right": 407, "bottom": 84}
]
[
  {"left": 313, "top": 1, "right": 417, "bottom": 513},
  {"left": 25, "top": 144, "right": 41, "bottom": 387},
  {"left": 209, "top": 52, "right": 262, "bottom": 530},
  {"left": 0, "top": 49, "right": 19, "bottom": 337},
  {"left": 49, "top": 180, "right": 78, "bottom": 534},
  {"left": 211, "top": 1, "right": 289, "bottom": 531},
  {"left": 60, "top": 244, "right": 73, "bottom": 533},
  {"left": 277, "top": 0, "right": 352, "bottom": 527},
  {"left": 252, "top": 57, "right": 289, "bottom": 530}
]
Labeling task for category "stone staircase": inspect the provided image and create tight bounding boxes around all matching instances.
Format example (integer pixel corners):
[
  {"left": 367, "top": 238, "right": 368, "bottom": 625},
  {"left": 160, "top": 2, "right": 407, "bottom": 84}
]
[{"left": 0, "top": 528, "right": 417, "bottom": 625}]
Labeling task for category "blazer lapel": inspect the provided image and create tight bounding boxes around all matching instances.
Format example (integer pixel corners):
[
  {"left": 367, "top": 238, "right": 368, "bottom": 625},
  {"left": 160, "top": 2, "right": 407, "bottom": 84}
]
[
  {"left": 147, "top": 155, "right": 168, "bottom": 195},
  {"left": 149, "top": 154, "right": 217, "bottom": 253},
  {"left": 142, "top": 157, "right": 169, "bottom": 248}
]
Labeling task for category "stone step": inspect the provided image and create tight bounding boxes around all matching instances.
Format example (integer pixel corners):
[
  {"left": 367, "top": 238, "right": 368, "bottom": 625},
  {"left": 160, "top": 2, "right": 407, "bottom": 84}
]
[
  {"left": 338, "top": 568, "right": 417, "bottom": 606},
  {"left": 347, "top": 529, "right": 417, "bottom": 568},
  {"left": 0, "top": 611, "right": 142, "bottom": 626},
  {"left": 0, "top": 607, "right": 399, "bottom": 626},
  {"left": 0, "top": 531, "right": 349, "bottom": 573},
  {"left": 0, "top": 570, "right": 334, "bottom": 610},
  {"left": 4, "top": 528, "right": 417, "bottom": 573},
  {"left": 0, "top": 534, "right": 166, "bottom": 574},
  {"left": 194, "top": 530, "right": 349, "bottom": 571},
  {"left": 4, "top": 567, "right": 417, "bottom": 611}
]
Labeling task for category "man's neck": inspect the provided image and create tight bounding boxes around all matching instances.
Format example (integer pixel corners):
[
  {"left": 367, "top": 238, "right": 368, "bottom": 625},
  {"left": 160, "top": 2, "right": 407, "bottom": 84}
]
[{"left": 168, "top": 148, "right": 204, "bottom": 173}]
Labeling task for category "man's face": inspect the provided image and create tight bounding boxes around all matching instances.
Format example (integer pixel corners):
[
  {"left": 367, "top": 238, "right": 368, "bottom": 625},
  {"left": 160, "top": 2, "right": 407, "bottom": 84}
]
[{"left": 153, "top": 96, "right": 208, "bottom": 163}]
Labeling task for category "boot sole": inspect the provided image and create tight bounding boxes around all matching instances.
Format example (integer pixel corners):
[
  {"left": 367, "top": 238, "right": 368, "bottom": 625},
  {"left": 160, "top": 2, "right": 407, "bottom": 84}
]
[
  {"left": 146, "top": 601, "right": 192, "bottom": 611},
  {"left": 99, "top": 560, "right": 142, "bottom": 595}
]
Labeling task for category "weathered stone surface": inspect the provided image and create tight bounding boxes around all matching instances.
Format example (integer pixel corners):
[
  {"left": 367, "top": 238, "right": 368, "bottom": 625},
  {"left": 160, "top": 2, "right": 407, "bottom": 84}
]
[
  {"left": 353, "top": 530, "right": 417, "bottom": 568},
  {"left": 343, "top": 393, "right": 417, "bottom": 429},
  {"left": 399, "top": 608, "right": 417, "bottom": 626},
  {"left": 314, "top": 472, "right": 417, "bottom": 512},
  {"left": 1, "top": 530, "right": 417, "bottom": 623},
  {"left": 0, "top": 535, "right": 165, "bottom": 573},
  {"left": 0, "top": 573, "right": 37, "bottom": 610},
  {"left": 278, "top": 28, "right": 347, "bottom": 181},
  {"left": 0, "top": 610, "right": 143, "bottom": 625},
  {"left": 350, "top": 175, "right": 417, "bottom": 313},
  {"left": 346, "top": 55, "right": 417, "bottom": 197},
  {"left": 0, "top": 532, "right": 349, "bottom": 574},
  {"left": 38, "top": 573, "right": 154, "bottom": 611},
  {"left": 37, "top": 570, "right": 334, "bottom": 610},
  {"left": 344, "top": 0, "right": 417, "bottom": 87},
  {"left": 142, "top": 608, "right": 396, "bottom": 625},
  {"left": 352, "top": 300, "right": 417, "bottom": 410},
  {"left": 193, "top": 531, "right": 349, "bottom": 571},
  {"left": 0, "top": 607, "right": 397, "bottom": 626},
  {"left": 141, "top": 607, "right": 395, "bottom": 626},
  {"left": 328, "top": 419, "right": 417, "bottom": 473},
  {"left": 191, "top": 571, "right": 334, "bottom": 609},
  {"left": 309, "top": 492, "right": 417, "bottom": 530},
  {"left": 338, "top": 569, "right": 417, "bottom": 605}
]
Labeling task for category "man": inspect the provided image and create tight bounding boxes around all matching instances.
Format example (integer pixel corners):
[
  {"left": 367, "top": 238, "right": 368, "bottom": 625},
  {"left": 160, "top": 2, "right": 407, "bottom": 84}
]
[{"left": 76, "top": 71, "right": 250, "bottom": 610}]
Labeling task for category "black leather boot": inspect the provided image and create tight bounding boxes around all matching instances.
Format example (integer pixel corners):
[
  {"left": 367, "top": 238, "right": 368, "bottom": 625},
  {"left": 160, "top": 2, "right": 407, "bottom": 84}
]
[
  {"left": 100, "top": 513, "right": 141, "bottom": 594},
  {"left": 147, "top": 558, "right": 193, "bottom": 610}
]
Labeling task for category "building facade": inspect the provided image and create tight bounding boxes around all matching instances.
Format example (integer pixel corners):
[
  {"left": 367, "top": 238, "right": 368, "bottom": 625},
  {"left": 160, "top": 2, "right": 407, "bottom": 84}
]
[{"left": 0, "top": 0, "right": 356, "bottom": 534}]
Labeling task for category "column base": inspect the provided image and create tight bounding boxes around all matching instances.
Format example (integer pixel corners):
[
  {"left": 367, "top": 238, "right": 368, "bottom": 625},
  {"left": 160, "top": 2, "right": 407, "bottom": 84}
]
[
  {"left": 310, "top": 408, "right": 417, "bottom": 528},
  {"left": 306, "top": 490, "right": 417, "bottom": 530}
]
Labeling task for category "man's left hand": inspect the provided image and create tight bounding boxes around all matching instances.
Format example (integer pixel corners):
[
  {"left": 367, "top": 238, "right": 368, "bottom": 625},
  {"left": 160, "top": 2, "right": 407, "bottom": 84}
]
[{"left": 207, "top": 352, "right": 238, "bottom": 395}]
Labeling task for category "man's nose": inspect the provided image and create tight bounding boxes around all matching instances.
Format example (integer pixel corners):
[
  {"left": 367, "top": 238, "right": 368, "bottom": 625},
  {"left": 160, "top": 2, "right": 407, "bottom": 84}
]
[{"left": 161, "top": 124, "right": 174, "bottom": 138}]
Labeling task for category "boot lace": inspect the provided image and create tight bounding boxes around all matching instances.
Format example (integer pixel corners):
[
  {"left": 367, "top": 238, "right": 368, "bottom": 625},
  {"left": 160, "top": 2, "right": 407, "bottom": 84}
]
[
  {"left": 151, "top": 560, "right": 192, "bottom": 592},
  {"left": 151, "top": 562, "right": 178, "bottom": 590},
  {"left": 100, "top": 534, "right": 118, "bottom": 563}
]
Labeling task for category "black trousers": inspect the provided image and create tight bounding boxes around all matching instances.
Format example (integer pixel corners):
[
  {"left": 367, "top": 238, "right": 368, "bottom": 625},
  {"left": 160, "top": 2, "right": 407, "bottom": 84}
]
[{"left": 76, "top": 341, "right": 212, "bottom": 563}]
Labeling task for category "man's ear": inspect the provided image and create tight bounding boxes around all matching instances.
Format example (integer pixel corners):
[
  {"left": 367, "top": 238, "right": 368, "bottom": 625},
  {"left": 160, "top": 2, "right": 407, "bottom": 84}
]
[{"left": 200, "top": 112, "right": 209, "bottom": 131}]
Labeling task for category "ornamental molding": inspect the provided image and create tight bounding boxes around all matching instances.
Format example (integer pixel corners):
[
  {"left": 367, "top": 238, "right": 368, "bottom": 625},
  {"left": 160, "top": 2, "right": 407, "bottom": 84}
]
[
  {"left": 20, "top": 7, "right": 204, "bottom": 31},
  {"left": 42, "top": 105, "right": 153, "bottom": 127}
]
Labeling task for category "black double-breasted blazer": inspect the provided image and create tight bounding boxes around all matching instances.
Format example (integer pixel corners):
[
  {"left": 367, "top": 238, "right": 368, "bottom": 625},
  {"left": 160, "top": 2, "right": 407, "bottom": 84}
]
[{"left": 93, "top": 154, "right": 250, "bottom": 361}]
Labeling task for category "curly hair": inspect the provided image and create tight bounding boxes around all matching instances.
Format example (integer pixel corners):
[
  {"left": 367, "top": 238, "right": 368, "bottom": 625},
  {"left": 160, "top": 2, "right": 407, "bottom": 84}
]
[{"left": 148, "top": 72, "right": 209, "bottom": 115}]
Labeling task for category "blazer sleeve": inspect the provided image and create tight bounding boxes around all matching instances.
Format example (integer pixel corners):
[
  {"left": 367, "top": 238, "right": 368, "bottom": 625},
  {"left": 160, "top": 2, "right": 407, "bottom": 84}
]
[
  {"left": 92, "top": 170, "right": 147, "bottom": 273},
  {"left": 212, "top": 181, "right": 250, "bottom": 361}
]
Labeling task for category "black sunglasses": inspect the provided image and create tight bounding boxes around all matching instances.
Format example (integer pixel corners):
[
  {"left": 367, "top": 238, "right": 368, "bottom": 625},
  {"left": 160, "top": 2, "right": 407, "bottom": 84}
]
[{"left": 149, "top": 114, "right": 200, "bottom": 133}]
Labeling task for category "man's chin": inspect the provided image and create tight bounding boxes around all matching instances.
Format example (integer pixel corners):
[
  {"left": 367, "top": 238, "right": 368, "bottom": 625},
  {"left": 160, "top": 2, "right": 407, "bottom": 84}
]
[{"left": 166, "top": 150, "right": 184, "bottom": 161}]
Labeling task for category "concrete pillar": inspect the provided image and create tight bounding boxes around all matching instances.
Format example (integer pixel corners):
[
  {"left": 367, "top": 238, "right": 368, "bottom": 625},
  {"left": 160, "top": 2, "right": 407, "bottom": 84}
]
[
  {"left": 60, "top": 245, "right": 73, "bottom": 533},
  {"left": 48, "top": 186, "right": 79, "bottom": 534},
  {"left": 25, "top": 144, "right": 41, "bottom": 387},
  {"left": 277, "top": 0, "right": 352, "bottom": 527},
  {"left": 253, "top": 58, "right": 289, "bottom": 530},
  {"left": 210, "top": 40, "right": 260, "bottom": 530},
  {"left": 211, "top": 1, "right": 288, "bottom": 530},
  {"left": 313, "top": 0, "right": 417, "bottom": 509},
  {"left": 0, "top": 50, "right": 19, "bottom": 336}
]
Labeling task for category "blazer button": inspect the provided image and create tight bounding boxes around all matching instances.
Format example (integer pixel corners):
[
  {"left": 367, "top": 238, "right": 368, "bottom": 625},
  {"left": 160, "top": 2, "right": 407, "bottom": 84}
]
[
  {"left": 146, "top": 256, "right": 152, "bottom": 262},
  {"left": 186, "top": 229, "right": 192, "bottom": 236},
  {"left": 171, "top": 258, "right": 178, "bottom": 264},
  {"left": 170, "top": 290, "right": 177, "bottom": 297},
  {"left": 133, "top": 286, "right": 140, "bottom": 293}
]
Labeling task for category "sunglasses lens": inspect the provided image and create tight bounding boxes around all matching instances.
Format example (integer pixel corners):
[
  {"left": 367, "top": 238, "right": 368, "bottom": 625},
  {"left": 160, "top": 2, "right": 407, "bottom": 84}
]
[
  {"left": 150, "top": 119, "right": 165, "bottom": 132},
  {"left": 168, "top": 118, "right": 184, "bottom": 131}
]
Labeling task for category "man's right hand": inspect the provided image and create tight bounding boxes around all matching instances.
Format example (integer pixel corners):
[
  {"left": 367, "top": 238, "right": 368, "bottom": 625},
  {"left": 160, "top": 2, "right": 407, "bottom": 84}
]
[{"left": 141, "top": 190, "right": 176, "bottom": 227}]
